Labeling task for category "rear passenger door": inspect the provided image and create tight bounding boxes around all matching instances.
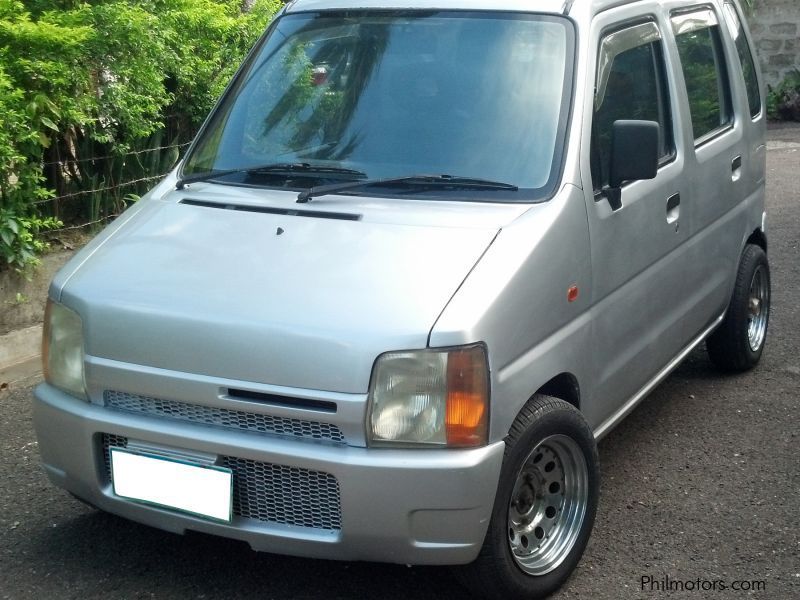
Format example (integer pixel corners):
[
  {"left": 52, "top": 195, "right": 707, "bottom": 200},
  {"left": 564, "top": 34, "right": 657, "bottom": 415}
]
[
  {"left": 581, "top": 5, "right": 692, "bottom": 429},
  {"left": 667, "top": 5, "right": 746, "bottom": 329},
  {"left": 720, "top": 0, "right": 767, "bottom": 201}
]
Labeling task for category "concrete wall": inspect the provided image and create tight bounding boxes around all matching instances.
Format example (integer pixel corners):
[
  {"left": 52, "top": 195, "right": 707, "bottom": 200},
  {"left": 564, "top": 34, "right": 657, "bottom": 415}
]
[
  {"left": 750, "top": 0, "right": 800, "bottom": 88},
  {"left": 0, "top": 250, "right": 74, "bottom": 336}
]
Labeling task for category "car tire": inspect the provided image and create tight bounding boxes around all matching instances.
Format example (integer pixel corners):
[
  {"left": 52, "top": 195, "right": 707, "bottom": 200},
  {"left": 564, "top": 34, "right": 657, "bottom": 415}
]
[
  {"left": 453, "top": 395, "right": 599, "bottom": 600},
  {"left": 706, "top": 244, "right": 770, "bottom": 372}
]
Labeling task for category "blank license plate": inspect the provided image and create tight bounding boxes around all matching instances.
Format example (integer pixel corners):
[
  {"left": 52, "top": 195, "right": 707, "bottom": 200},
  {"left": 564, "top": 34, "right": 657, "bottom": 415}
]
[{"left": 110, "top": 448, "right": 232, "bottom": 522}]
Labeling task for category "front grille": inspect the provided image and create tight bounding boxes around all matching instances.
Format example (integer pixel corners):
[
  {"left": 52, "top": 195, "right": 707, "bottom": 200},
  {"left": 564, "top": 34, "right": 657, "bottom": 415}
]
[
  {"left": 221, "top": 456, "right": 342, "bottom": 530},
  {"left": 101, "top": 434, "right": 342, "bottom": 531},
  {"left": 102, "top": 433, "right": 128, "bottom": 481},
  {"left": 104, "top": 390, "right": 345, "bottom": 444}
]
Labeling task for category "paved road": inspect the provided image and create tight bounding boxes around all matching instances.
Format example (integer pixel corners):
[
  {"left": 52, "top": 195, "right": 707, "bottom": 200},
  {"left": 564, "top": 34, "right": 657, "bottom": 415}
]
[{"left": 1, "top": 129, "right": 798, "bottom": 599}]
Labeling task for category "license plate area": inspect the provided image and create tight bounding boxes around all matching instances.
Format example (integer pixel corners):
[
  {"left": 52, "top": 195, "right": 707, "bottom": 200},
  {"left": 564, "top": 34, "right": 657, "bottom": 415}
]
[{"left": 110, "top": 447, "right": 233, "bottom": 522}]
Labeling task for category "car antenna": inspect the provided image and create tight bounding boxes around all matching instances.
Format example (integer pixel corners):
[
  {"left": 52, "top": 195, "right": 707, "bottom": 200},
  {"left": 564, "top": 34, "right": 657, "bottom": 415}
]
[{"left": 562, "top": 0, "right": 575, "bottom": 15}]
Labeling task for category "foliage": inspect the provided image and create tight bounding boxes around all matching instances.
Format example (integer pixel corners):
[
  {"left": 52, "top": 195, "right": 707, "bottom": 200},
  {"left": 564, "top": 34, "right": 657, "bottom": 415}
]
[
  {"left": 675, "top": 29, "right": 727, "bottom": 139},
  {"left": 767, "top": 69, "right": 800, "bottom": 121},
  {"left": 0, "top": 0, "right": 281, "bottom": 270},
  {"left": 0, "top": 208, "right": 61, "bottom": 271}
]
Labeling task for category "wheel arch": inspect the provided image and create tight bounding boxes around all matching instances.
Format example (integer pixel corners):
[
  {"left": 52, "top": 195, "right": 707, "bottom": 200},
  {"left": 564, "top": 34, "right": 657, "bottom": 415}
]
[
  {"left": 746, "top": 228, "right": 767, "bottom": 254},
  {"left": 533, "top": 372, "right": 581, "bottom": 411}
]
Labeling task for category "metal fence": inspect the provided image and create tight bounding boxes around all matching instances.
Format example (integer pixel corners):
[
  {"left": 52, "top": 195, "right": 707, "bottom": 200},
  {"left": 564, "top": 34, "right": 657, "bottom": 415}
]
[{"left": 35, "top": 142, "right": 191, "bottom": 233}]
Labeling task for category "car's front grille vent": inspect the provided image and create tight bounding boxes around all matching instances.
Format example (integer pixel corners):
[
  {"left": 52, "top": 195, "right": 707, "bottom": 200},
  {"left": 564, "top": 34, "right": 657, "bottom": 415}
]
[
  {"left": 101, "top": 434, "right": 342, "bottom": 531},
  {"left": 103, "top": 390, "right": 345, "bottom": 444},
  {"left": 102, "top": 433, "right": 129, "bottom": 482},
  {"left": 220, "top": 456, "right": 342, "bottom": 530}
]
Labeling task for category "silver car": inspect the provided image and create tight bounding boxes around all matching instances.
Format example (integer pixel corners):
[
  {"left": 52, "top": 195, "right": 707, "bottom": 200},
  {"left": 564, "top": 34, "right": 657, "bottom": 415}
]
[{"left": 34, "top": 0, "right": 768, "bottom": 597}]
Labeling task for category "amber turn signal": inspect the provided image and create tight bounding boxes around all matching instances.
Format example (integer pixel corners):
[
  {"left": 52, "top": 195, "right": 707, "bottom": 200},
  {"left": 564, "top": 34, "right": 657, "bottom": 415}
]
[{"left": 445, "top": 345, "right": 489, "bottom": 447}]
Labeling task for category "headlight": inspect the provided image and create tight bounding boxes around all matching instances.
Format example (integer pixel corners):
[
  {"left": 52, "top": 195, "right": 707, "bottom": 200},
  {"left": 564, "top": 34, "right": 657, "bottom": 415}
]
[
  {"left": 368, "top": 344, "right": 489, "bottom": 448},
  {"left": 42, "top": 300, "right": 87, "bottom": 400}
]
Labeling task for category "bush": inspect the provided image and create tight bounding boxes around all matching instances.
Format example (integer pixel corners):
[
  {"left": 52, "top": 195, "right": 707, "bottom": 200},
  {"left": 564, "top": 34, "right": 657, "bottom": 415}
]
[
  {"left": 0, "top": 209, "right": 61, "bottom": 271},
  {"left": 0, "top": 0, "right": 281, "bottom": 270},
  {"left": 767, "top": 69, "right": 800, "bottom": 121}
]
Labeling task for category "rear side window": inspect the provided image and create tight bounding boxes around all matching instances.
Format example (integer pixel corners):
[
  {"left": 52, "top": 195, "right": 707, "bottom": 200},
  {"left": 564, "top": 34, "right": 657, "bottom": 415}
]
[
  {"left": 723, "top": 1, "right": 761, "bottom": 118},
  {"left": 672, "top": 10, "right": 733, "bottom": 141},
  {"left": 592, "top": 22, "right": 674, "bottom": 191}
]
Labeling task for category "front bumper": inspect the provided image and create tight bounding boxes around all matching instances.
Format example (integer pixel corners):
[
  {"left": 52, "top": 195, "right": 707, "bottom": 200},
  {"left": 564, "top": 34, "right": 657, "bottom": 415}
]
[{"left": 33, "top": 383, "right": 504, "bottom": 565}]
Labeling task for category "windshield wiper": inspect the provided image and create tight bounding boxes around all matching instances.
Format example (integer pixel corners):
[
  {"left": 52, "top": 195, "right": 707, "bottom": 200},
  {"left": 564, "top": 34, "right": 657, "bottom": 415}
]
[
  {"left": 176, "top": 163, "right": 367, "bottom": 190},
  {"left": 296, "top": 174, "right": 519, "bottom": 203}
]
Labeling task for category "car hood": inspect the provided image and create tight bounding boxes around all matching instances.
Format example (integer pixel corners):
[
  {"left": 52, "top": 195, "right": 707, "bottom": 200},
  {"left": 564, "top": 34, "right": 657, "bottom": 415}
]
[{"left": 57, "top": 185, "right": 525, "bottom": 393}]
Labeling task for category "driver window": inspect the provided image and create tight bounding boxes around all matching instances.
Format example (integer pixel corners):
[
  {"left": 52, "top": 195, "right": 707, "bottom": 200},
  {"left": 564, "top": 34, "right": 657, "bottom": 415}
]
[{"left": 592, "top": 22, "right": 674, "bottom": 191}]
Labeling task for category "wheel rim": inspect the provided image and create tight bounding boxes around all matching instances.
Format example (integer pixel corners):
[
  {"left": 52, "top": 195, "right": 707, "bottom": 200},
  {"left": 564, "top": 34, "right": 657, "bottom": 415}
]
[
  {"left": 747, "top": 265, "right": 769, "bottom": 352},
  {"left": 507, "top": 434, "right": 588, "bottom": 576}
]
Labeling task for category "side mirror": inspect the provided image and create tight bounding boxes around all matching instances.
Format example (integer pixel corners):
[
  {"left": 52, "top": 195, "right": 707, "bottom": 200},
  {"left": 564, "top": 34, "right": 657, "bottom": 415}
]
[{"left": 605, "top": 120, "right": 660, "bottom": 210}]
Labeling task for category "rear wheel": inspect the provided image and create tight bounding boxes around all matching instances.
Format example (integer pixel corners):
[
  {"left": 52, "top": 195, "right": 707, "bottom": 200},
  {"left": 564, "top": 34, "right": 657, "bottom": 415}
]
[
  {"left": 706, "top": 244, "right": 770, "bottom": 371},
  {"left": 454, "top": 395, "right": 599, "bottom": 600}
]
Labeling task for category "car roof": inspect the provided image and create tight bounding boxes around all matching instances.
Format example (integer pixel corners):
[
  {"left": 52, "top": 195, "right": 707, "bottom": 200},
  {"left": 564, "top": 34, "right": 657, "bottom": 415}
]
[
  {"left": 284, "top": 0, "right": 720, "bottom": 18},
  {"left": 285, "top": 0, "right": 569, "bottom": 16}
]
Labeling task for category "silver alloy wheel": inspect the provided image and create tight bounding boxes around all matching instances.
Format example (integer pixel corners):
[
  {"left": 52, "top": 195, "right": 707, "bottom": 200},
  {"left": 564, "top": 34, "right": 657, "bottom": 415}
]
[
  {"left": 507, "top": 434, "right": 588, "bottom": 576},
  {"left": 747, "top": 265, "right": 769, "bottom": 352}
]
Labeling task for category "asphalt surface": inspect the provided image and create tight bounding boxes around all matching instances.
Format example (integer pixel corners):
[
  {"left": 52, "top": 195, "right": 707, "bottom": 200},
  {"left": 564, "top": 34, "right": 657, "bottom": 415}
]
[{"left": 1, "top": 128, "right": 798, "bottom": 599}]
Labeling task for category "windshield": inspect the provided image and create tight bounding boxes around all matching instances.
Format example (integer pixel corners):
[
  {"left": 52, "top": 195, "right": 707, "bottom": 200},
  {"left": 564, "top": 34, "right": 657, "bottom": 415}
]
[{"left": 183, "top": 11, "right": 574, "bottom": 201}]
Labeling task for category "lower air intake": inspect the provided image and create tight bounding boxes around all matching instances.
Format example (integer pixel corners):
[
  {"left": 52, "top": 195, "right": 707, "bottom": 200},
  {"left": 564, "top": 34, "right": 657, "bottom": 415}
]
[{"left": 101, "top": 434, "right": 342, "bottom": 531}]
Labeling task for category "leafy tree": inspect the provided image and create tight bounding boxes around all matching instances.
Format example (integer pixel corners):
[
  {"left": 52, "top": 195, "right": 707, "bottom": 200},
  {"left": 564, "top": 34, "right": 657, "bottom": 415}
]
[{"left": 0, "top": 0, "right": 281, "bottom": 270}]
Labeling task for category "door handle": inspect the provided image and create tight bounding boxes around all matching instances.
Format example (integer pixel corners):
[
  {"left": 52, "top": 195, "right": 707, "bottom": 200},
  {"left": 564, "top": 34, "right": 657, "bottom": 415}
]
[
  {"left": 666, "top": 193, "right": 680, "bottom": 227},
  {"left": 732, "top": 155, "right": 742, "bottom": 182}
]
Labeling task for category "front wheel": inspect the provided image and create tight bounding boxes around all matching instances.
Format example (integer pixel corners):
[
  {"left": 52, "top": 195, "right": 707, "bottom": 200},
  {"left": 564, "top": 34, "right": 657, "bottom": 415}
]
[
  {"left": 706, "top": 244, "right": 770, "bottom": 372},
  {"left": 454, "top": 395, "right": 599, "bottom": 600}
]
